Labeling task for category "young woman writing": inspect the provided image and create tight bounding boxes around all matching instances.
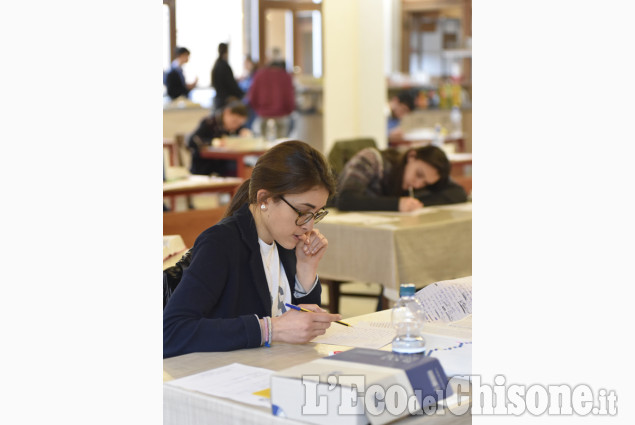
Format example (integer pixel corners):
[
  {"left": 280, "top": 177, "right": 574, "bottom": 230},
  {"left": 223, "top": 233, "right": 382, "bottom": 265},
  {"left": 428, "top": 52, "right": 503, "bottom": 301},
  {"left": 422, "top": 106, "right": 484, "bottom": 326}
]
[{"left": 164, "top": 140, "right": 341, "bottom": 358}]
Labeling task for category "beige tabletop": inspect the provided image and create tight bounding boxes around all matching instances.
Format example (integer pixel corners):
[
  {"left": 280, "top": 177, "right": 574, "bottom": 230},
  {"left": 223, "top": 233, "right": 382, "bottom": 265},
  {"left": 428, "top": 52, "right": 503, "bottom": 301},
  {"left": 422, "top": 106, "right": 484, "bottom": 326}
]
[
  {"left": 316, "top": 203, "right": 472, "bottom": 301},
  {"left": 162, "top": 175, "right": 243, "bottom": 193},
  {"left": 163, "top": 307, "right": 472, "bottom": 425}
]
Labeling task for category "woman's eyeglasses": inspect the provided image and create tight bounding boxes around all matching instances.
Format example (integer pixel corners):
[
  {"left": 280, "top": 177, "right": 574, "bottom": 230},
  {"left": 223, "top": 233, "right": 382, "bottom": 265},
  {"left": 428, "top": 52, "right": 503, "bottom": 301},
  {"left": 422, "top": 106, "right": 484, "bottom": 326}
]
[{"left": 279, "top": 196, "right": 328, "bottom": 226}]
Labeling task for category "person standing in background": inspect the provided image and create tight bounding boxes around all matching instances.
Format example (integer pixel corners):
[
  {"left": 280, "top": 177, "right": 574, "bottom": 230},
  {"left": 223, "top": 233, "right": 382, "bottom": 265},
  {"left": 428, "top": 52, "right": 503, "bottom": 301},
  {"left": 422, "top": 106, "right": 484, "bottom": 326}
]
[
  {"left": 238, "top": 55, "right": 259, "bottom": 130},
  {"left": 238, "top": 55, "right": 258, "bottom": 93},
  {"left": 211, "top": 43, "right": 243, "bottom": 110},
  {"left": 387, "top": 91, "right": 416, "bottom": 144},
  {"left": 247, "top": 48, "right": 295, "bottom": 139},
  {"left": 165, "top": 47, "right": 199, "bottom": 100}
]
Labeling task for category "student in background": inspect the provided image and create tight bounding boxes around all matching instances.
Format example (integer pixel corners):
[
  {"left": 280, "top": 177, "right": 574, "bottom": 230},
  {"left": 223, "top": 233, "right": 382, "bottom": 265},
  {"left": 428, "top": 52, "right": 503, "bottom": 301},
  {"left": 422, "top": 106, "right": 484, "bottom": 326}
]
[
  {"left": 387, "top": 91, "right": 416, "bottom": 144},
  {"left": 211, "top": 43, "right": 244, "bottom": 110},
  {"left": 247, "top": 47, "right": 295, "bottom": 139},
  {"left": 164, "top": 140, "right": 341, "bottom": 357},
  {"left": 238, "top": 55, "right": 258, "bottom": 93},
  {"left": 237, "top": 55, "right": 259, "bottom": 130},
  {"left": 187, "top": 99, "right": 252, "bottom": 176},
  {"left": 165, "top": 47, "right": 199, "bottom": 100},
  {"left": 334, "top": 145, "right": 467, "bottom": 212}
]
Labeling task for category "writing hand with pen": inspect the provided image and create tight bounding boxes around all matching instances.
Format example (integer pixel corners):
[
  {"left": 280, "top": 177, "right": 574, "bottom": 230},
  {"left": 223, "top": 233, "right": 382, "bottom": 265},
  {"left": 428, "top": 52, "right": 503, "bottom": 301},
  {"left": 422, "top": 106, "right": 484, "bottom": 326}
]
[
  {"left": 271, "top": 304, "right": 343, "bottom": 343},
  {"left": 399, "top": 185, "right": 423, "bottom": 212}
]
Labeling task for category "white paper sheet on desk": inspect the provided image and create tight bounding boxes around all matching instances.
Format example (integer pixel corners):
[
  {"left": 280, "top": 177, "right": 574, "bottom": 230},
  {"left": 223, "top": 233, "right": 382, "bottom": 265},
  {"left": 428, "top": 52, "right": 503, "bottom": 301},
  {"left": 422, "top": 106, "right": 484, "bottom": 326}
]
[
  {"left": 311, "top": 321, "right": 395, "bottom": 349},
  {"left": 165, "top": 363, "right": 273, "bottom": 408},
  {"left": 416, "top": 277, "right": 472, "bottom": 323},
  {"left": 321, "top": 213, "right": 399, "bottom": 225},
  {"left": 365, "top": 208, "right": 436, "bottom": 216},
  {"left": 448, "top": 314, "right": 472, "bottom": 329},
  {"left": 438, "top": 202, "right": 472, "bottom": 212},
  {"left": 422, "top": 333, "right": 472, "bottom": 377}
]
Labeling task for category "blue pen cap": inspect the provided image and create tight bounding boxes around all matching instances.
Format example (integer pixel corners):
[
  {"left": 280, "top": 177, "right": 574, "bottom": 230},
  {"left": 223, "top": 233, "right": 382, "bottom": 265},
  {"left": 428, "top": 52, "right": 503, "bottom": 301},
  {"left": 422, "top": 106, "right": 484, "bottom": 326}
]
[{"left": 399, "top": 283, "right": 416, "bottom": 297}]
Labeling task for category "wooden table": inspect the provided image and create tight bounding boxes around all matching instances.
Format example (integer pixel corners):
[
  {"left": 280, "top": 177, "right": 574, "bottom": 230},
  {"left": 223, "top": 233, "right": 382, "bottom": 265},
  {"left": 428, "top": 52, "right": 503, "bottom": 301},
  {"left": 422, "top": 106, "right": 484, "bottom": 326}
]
[
  {"left": 163, "top": 176, "right": 243, "bottom": 211},
  {"left": 163, "top": 307, "right": 472, "bottom": 425},
  {"left": 199, "top": 146, "right": 269, "bottom": 179},
  {"left": 163, "top": 235, "right": 187, "bottom": 270},
  {"left": 390, "top": 129, "right": 465, "bottom": 153},
  {"left": 316, "top": 203, "right": 472, "bottom": 308},
  {"left": 447, "top": 153, "right": 472, "bottom": 178},
  {"left": 163, "top": 138, "right": 178, "bottom": 166}
]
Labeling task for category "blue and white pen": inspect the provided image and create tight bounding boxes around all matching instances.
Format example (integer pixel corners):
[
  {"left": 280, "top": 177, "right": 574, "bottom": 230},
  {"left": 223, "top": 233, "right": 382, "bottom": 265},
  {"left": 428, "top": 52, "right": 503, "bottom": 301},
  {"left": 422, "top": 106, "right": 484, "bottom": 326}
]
[{"left": 285, "top": 303, "right": 352, "bottom": 327}]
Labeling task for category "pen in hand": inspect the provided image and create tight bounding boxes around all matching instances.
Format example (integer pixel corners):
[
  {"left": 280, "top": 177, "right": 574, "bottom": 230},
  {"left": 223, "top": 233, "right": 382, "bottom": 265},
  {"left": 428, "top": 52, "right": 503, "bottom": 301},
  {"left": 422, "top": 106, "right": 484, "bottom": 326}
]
[
  {"left": 409, "top": 186, "right": 414, "bottom": 198},
  {"left": 285, "top": 303, "right": 352, "bottom": 327}
]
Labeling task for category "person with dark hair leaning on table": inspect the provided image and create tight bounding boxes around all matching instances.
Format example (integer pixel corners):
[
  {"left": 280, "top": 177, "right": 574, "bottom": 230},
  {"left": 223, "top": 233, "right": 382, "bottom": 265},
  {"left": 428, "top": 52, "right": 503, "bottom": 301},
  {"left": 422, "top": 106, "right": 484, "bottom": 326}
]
[
  {"left": 334, "top": 145, "right": 467, "bottom": 212},
  {"left": 164, "top": 140, "right": 342, "bottom": 358},
  {"left": 187, "top": 99, "right": 252, "bottom": 176}
]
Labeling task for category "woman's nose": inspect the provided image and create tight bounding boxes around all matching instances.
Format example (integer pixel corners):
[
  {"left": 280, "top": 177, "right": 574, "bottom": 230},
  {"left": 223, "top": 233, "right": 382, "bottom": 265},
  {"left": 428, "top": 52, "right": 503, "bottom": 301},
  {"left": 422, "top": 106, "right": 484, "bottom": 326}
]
[{"left": 301, "top": 219, "right": 314, "bottom": 232}]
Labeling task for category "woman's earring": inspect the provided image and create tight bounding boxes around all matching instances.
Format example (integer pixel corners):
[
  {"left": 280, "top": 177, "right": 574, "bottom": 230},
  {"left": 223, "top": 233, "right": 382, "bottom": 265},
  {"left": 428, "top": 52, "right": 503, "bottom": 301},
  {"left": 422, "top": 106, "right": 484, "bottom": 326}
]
[{"left": 261, "top": 204, "right": 266, "bottom": 210}]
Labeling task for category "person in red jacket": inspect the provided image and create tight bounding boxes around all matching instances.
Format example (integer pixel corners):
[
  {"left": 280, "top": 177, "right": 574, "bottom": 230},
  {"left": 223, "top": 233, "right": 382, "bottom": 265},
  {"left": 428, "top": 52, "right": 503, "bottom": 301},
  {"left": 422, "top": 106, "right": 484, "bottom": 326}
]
[{"left": 247, "top": 48, "right": 296, "bottom": 140}]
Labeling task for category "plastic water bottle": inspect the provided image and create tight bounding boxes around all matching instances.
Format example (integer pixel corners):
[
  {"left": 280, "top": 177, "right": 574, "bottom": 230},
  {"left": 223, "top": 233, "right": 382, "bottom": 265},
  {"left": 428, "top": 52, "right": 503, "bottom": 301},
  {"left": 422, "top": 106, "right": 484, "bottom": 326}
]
[
  {"left": 431, "top": 123, "right": 443, "bottom": 148},
  {"left": 450, "top": 106, "right": 462, "bottom": 134},
  {"left": 391, "top": 283, "right": 426, "bottom": 354},
  {"left": 265, "top": 118, "right": 276, "bottom": 141}
]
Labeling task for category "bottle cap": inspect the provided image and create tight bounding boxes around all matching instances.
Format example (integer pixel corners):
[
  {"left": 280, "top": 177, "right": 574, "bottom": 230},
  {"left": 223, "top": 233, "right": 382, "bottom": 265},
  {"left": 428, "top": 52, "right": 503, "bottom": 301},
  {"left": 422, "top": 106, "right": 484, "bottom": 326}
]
[{"left": 399, "top": 283, "right": 416, "bottom": 297}]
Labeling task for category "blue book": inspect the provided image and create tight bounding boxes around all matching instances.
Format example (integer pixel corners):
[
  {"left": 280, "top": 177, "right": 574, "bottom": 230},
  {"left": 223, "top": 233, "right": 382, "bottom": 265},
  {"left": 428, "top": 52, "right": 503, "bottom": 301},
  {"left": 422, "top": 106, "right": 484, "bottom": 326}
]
[{"left": 325, "top": 347, "right": 453, "bottom": 408}]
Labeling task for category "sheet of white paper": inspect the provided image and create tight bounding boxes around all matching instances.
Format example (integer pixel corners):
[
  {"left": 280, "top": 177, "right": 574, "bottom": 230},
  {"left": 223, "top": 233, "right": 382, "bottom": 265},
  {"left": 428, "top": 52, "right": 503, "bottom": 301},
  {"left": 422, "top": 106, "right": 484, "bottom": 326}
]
[
  {"left": 364, "top": 208, "right": 437, "bottom": 216},
  {"left": 165, "top": 363, "right": 273, "bottom": 408},
  {"left": 321, "top": 213, "right": 399, "bottom": 225},
  {"left": 438, "top": 202, "right": 472, "bottom": 212},
  {"left": 311, "top": 321, "right": 395, "bottom": 349},
  {"left": 421, "top": 334, "right": 472, "bottom": 377},
  {"left": 423, "top": 318, "right": 472, "bottom": 340},
  {"left": 448, "top": 314, "right": 472, "bottom": 329},
  {"left": 416, "top": 277, "right": 472, "bottom": 322}
]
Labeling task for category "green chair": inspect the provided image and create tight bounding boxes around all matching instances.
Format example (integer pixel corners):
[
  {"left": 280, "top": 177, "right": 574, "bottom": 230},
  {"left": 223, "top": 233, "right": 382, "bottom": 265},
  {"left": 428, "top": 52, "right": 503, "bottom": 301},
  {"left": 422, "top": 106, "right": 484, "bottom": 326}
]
[{"left": 327, "top": 137, "right": 377, "bottom": 177}]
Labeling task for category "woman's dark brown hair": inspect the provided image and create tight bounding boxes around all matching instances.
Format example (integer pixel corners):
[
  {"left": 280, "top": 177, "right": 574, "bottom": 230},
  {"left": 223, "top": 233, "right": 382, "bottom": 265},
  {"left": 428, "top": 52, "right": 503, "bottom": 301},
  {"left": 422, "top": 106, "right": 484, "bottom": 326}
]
[
  {"left": 385, "top": 145, "right": 451, "bottom": 194},
  {"left": 224, "top": 140, "right": 336, "bottom": 217}
]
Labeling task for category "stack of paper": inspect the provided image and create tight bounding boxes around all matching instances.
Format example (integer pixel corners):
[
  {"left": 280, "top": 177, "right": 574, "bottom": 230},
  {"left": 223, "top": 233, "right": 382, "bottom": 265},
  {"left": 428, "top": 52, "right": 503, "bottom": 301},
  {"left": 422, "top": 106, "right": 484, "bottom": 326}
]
[
  {"left": 311, "top": 321, "right": 395, "bottom": 349},
  {"left": 163, "top": 235, "right": 187, "bottom": 261},
  {"left": 415, "top": 276, "right": 472, "bottom": 323},
  {"left": 165, "top": 363, "right": 273, "bottom": 408}
]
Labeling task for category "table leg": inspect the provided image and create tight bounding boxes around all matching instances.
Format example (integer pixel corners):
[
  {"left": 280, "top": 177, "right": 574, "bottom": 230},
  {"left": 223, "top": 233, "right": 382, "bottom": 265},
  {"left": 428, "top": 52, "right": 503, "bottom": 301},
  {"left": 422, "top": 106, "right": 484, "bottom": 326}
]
[
  {"left": 235, "top": 156, "right": 246, "bottom": 179},
  {"left": 321, "top": 279, "right": 341, "bottom": 314},
  {"left": 376, "top": 288, "right": 390, "bottom": 311}
]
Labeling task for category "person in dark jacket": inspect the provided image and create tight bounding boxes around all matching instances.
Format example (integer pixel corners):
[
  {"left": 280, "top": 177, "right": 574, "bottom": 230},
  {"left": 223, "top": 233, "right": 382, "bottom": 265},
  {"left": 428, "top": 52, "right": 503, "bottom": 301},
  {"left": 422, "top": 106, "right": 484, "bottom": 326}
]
[
  {"left": 334, "top": 145, "right": 467, "bottom": 212},
  {"left": 187, "top": 100, "right": 252, "bottom": 176},
  {"left": 165, "top": 47, "right": 198, "bottom": 100},
  {"left": 211, "top": 43, "right": 244, "bottom": 110},
  {"left": 164, "top": 140, "right": 341, "bottom": 358}
]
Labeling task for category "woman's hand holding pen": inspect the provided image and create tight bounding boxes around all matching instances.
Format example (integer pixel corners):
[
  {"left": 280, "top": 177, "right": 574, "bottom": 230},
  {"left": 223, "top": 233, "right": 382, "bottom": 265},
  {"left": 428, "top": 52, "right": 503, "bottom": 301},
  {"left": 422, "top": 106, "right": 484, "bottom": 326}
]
[
  {"left": 399, "top": 197, "right": 423, "bottom": 212},
  {"left": 295, "top": 229, "right": 328, "bottom": 290},
  {"left": 271, "top": 304, "right": 342, "bottom": 343}
]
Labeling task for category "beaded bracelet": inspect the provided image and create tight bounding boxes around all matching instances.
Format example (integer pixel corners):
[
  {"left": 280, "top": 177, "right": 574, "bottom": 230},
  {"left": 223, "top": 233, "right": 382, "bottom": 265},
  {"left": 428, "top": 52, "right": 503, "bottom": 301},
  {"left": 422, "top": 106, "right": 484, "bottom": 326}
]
[
  {"left": 265, "top": 316, "right": 272, "bottom": 347},
  {"left": 262, "top": 317, "right": 269, "bottom": 347}
]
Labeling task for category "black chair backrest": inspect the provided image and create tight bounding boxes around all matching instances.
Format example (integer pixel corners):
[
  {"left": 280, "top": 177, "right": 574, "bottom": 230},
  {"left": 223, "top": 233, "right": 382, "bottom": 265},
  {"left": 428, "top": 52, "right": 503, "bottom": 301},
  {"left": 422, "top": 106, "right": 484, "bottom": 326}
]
[{"left": 163, "top": 249, "right": 193, "bottom": 309}]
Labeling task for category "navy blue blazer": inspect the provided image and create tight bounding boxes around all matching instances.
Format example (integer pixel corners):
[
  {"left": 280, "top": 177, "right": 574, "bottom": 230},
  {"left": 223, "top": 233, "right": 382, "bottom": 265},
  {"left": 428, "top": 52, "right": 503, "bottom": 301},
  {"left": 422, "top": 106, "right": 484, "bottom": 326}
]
[{"left": 163, "top": 203, "right": 322, "bottom": 358}]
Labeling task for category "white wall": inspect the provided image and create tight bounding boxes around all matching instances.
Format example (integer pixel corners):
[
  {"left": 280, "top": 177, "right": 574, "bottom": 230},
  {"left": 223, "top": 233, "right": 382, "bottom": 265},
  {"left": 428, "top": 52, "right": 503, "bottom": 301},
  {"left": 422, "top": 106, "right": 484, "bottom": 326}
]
[
  {"left": 383, "top": 0, "right": 401, "bottom": 75},
  {"left": 323, "top": 0, "right": 387, "bottom": 154},
  {"left": 174, "top": 0, "right": 245, "bottom": 87}
]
